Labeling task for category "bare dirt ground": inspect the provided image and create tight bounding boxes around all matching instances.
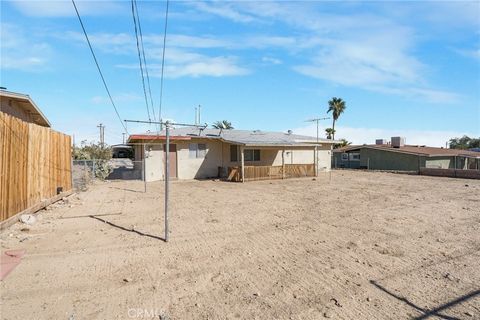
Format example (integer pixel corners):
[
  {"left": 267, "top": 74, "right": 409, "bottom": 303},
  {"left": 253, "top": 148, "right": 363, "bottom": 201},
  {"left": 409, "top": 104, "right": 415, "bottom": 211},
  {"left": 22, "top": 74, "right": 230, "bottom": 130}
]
[{"left": 1, "top": 171, "right": 479, "bottom": 319}]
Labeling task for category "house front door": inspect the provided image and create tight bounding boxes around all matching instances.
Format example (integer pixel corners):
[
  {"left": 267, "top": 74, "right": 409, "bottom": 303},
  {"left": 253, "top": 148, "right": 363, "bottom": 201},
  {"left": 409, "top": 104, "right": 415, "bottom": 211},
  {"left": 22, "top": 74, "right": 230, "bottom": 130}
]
[{"left": 163, "top": 144, "right": 177, "bottom": 178}]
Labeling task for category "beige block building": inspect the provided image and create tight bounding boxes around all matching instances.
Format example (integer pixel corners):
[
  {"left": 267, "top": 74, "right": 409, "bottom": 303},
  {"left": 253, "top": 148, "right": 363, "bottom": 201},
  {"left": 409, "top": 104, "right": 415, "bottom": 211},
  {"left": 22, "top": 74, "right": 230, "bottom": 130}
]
[{"left": 128, "top": 128, "right": 337, "bottom": 182}]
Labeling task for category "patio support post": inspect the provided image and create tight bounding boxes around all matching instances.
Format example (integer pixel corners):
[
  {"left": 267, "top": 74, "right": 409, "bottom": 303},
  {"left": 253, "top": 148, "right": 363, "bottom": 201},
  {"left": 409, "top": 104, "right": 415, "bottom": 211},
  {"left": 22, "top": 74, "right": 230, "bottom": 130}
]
[
  {"left": 314, "top": 146, "right": 318, "bottom": 177},
  {"left": 282, "top": 149, "right": 285, "bottom": 179},
  {"left": 240, "top": 146, "right": 245, "bottom": 183},
  {"left": 143, "top": 143, "right": 146, "bottom": 193}
]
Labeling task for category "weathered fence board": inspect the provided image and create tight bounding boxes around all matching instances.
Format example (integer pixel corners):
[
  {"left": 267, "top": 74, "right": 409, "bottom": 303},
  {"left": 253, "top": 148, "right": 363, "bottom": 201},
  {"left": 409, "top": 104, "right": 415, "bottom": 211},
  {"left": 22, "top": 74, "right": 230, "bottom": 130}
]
[{"left": 0, "top": 112, "right": 72, "bottom": 222}]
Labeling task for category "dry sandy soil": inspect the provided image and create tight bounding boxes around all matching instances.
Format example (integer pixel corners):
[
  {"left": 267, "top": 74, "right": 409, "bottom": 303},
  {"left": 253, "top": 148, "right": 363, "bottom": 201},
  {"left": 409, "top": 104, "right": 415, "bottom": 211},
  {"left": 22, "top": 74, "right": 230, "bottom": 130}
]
[{"left": 1, "top": 171, "right": 479, "bottom": 319}]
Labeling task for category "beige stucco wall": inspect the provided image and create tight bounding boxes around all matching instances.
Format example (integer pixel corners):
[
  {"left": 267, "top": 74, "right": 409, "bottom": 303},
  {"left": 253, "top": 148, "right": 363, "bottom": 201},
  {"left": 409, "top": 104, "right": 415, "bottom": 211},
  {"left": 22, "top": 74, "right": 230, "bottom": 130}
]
[
  {"left": 139, "top": 139, "right": 333, "bottom": 181},
  {"left": 176, "top": 139, "right": 223, "bottom": 180},
  {"left": 145, "top": 144, "right": 164, "bottom": 182}
]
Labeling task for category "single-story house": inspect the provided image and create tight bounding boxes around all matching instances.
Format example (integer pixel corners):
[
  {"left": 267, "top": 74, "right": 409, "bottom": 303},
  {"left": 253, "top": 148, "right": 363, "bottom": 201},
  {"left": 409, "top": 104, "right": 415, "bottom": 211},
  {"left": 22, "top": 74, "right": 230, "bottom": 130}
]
[
  {"left": 128, "top": 127, "right": 337, "bottom": 182},
  {"left": 0, "top": 89, "right": 51, "bottom": 127},
  {"left": 333, "top": 137, "right": 480, "bottom": 172}
]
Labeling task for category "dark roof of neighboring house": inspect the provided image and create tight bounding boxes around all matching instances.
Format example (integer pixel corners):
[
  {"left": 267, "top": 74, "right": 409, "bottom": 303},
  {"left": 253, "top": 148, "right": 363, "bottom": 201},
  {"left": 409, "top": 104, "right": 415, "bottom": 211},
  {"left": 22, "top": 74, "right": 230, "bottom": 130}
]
[
  {"left": 0, "top": 90, "right": 51, "bottom": 127},
  {"left": 128, "top": 127, "right": 339, "bottom": 147},
  {"left": 333, "top": 144, "right": 480, "bottom": 158}
]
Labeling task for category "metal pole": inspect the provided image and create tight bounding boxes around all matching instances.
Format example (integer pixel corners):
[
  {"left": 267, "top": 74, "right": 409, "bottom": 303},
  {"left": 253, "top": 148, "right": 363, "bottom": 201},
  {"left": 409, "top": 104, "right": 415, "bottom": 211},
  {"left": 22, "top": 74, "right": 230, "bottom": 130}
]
[
  {"left": 92, "top": 159, "right": 96, "bottom": 178},
  {"left": 143, "top": 144, "right": 146, "bottom": 193},
  {"left": 164, "top": 123, "right": 170, "bottom": 242},
  {"left": 367, "top": 157, "right": 370, "bottom": 170}
]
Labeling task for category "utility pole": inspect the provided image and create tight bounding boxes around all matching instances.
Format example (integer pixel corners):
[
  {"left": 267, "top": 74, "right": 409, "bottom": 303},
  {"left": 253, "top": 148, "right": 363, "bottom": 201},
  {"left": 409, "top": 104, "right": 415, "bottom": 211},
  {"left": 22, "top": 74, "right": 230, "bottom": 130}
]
[
  {"left": 97, "top": 123, "right": 105, "bottom": 146},
  {"left": 124, "top": 119, "right": 207, "bottom": 242},
  {"left": 122, "top": 133, "right": 126, "bottom": 144}
]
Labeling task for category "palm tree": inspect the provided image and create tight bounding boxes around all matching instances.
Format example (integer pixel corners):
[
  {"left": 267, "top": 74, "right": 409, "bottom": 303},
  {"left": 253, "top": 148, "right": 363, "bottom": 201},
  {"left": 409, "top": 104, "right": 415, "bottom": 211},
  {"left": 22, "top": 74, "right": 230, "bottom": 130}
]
[
  {"left": 212, "top": 120, "right": 234, "bottom": 129},
  {"left": 325, "top": 128, "right": 335, "bottom": 139},
  {"left": 334, "top": 139, "right": 352, "bottom": 149},
  {"left": 327, "top": 97, "right": 346, "bottom": 140}
]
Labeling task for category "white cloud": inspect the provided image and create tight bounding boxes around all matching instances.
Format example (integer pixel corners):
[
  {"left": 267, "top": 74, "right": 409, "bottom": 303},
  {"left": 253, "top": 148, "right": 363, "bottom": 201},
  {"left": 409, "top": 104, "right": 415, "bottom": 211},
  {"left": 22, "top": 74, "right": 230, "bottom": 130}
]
[
  {"left": 452, "top": 47, "right": 480, "bottom": 60},
  {"left": 64, "top": 30, "right": 250, "bottom": 78},
  {"left": 262, "top": 57, "right": 282, "bottom": 65},
  {"left": 190, "top": 1, "right": 466, "bottom": 104},
  {"left": 91, "top": 93, "right": 142, "bottom": 105},
  {"left": 0, "top": 23, "right": 52, "bottom": 71},
  {"left": 292, "top": 123, "right": 477, "bottom": 147},
  {"left": 118, "top": 54, "right": 249, "bottom": 79},
  {"left": 190, "top": 1, "right": 257, "bottom": 23},
  {"left": 9, "top": 0, "right": 122, "bottom": 17}
]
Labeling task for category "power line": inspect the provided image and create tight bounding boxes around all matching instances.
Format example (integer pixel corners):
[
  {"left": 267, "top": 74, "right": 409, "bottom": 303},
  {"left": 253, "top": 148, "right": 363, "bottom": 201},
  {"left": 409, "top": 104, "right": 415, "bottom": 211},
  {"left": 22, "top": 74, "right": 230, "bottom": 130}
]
[
  {"left": 71, "top": 0, "right": 128, "bottom": 133},
  {"left": 131, "top": 0, "right": 152, "bottom": 121},
  {"left": 133, "top": 0, "right": 156, "bottom": 122},
  {"left": 158, "top": 0, "right": 170, "bottom": 130}
]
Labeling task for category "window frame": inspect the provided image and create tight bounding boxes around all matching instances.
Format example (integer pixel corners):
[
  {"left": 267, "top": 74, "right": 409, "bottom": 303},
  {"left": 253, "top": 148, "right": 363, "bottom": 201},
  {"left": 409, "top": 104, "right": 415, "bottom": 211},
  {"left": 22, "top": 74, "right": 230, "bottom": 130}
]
[{"left": 189, "top": 143, "right": 207, "bottom": 159}]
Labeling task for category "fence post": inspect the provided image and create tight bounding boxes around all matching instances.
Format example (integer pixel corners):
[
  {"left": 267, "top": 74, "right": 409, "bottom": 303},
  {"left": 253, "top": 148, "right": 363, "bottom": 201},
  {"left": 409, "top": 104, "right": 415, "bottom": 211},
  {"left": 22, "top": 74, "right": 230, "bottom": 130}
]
[
  {"left": 71, "top": 158, "right": 74, "bottom": 190},
  {"left": 92, "top": 159, "right": 96, "bottom": 179},
  {"left": 84, "top": 160, "right": 87, "bottom": 184}
]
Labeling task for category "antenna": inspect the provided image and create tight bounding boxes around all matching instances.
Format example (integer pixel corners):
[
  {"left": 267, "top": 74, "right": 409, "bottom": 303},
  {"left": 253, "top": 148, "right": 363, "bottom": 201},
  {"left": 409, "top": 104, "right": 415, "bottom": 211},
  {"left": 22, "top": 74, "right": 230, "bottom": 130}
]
[{"left": 304, "top": 117, "right": 330, "bottom": 142}]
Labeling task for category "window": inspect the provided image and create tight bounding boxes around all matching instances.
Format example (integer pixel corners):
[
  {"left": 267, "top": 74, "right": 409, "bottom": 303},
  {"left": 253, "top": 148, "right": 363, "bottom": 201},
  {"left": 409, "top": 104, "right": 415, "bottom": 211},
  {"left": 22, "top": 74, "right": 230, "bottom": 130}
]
[
  {"left": 189, "top": 143, "right": 207, "bottom": 158},
  {"left": 245, "top": 149, "right": 260, "bottom": 162},
  {"left": 349, "top": 153, "right": 360, "bottom": 161},
  {"left": 230, "top": 145, "right": 238, "bottom": 162},
  {"left": 197, "top": 144, "right": 206, "bottom": 158},
  {"left": 341, "top": 153, "right": 348, "bottom": 161}
]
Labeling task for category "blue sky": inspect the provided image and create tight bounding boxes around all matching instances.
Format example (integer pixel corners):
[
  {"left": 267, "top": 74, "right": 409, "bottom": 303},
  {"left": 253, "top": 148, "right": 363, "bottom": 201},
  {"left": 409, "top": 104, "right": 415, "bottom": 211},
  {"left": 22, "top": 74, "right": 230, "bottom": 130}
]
[{"left": 1, "top": 0, "right": 479, "bottom": 146}]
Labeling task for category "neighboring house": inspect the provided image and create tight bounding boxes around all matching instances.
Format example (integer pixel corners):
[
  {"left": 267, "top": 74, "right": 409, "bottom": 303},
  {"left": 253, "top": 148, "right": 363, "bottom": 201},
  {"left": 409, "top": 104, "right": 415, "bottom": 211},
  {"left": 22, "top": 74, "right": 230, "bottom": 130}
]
[
  {"left": 0, "top": 89, "right": 51, "bottom": 127},
  {"left": 128, "top": 127, "right": 337, "bottom": 182},
  {"left": 333, "top": 137, "right": 480, "bottom": 172}
]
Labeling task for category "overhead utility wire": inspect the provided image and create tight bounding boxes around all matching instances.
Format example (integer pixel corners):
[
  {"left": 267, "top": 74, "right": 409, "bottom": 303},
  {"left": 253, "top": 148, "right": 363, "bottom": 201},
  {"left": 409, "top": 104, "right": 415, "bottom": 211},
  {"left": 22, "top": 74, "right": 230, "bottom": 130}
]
[
  {"left": 131, "top": 0, "right": 152, "bottom": 122},
  {"left": 133, "top": 0, "right": 156, "bottom": 122},
  {"left": 71, "top": 0, "right": 128, "bottom": 133},
  {"left": 158, "top": 0, "right": 169, "bottom": 129}
]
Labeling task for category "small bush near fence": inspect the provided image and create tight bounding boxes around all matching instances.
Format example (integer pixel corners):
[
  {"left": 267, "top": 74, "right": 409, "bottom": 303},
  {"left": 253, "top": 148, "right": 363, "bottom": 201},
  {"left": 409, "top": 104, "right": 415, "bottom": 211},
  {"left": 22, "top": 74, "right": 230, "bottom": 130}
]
[{"left": 72, "top": 142, "right": 114, "bottom": 190}]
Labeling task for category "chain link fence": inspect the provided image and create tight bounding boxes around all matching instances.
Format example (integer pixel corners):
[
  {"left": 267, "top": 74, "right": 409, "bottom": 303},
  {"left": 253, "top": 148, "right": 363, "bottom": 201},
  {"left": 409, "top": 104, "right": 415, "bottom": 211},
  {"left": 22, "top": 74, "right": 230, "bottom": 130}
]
[{"left": 72, "top": 159, "right": 144, "bottom": 191}]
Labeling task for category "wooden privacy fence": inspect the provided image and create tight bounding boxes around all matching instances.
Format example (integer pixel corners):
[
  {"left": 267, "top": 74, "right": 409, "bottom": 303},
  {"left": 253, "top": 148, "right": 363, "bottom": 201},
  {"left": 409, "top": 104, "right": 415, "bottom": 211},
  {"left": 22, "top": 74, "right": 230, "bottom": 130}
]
[
  {"left": 228, "top": 164, "right": 315, "bottom": 182},
  {"left": 0, "top": 112, "right": 72, "bottom": 223}
]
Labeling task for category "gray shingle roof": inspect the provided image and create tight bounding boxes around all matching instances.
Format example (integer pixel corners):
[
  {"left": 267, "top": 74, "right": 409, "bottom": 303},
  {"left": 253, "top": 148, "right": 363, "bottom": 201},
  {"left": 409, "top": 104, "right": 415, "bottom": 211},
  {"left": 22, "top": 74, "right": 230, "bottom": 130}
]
[{"left": 135, "top": 127, "right": 337, "bottom": 146}]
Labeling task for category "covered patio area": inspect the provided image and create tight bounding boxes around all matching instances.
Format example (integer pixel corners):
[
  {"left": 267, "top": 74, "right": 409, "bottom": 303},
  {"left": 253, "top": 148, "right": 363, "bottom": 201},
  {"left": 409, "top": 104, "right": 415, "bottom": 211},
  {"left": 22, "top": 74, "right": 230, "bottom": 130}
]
[{"left": 226, "top": 145, "right": 320, "bottom": 182}]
